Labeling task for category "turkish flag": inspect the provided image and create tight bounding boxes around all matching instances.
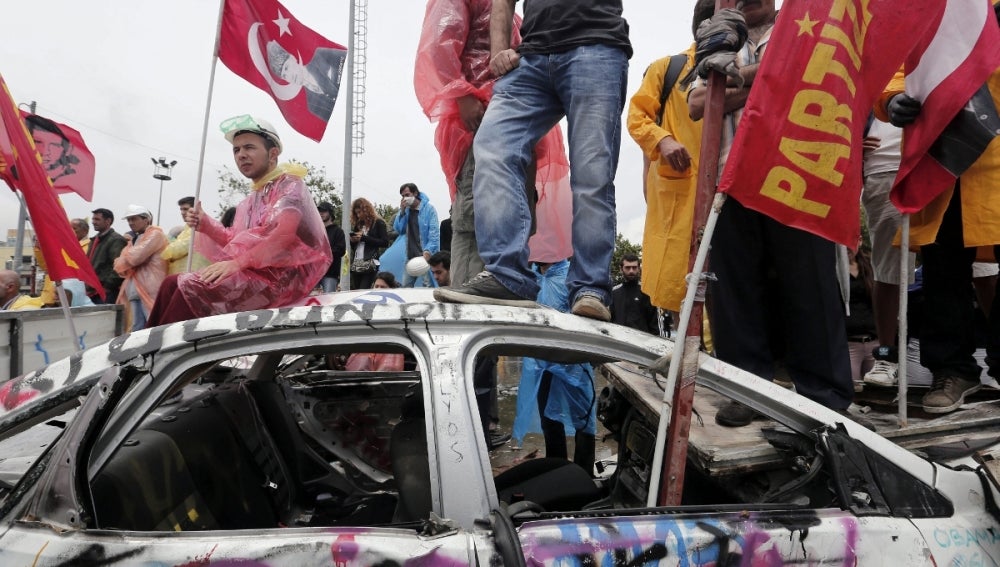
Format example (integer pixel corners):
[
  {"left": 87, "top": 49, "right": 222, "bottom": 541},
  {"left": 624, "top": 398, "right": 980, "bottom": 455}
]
[
  {"left": 0, "top": 73, "right": 103, "bottom": 296},
  {"left": 218, "top": 0, "right": 347, "bottom": 142},
  {"left": 889, "top": 0, "right": 1000, "bottom": 213},
  {"left": 717, "top": 0, "right": 953, "bottom": 246},
  {"left": 20, "top": 111, "right": 95, "bottom": 202}
]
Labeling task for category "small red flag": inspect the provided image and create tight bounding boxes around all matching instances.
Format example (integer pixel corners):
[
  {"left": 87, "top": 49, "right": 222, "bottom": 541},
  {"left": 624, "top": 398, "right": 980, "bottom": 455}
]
[
  {"left": 0, "top": 73, "right": 103, "bottom": 296},
  {"left": 19, "top": 110, "right": 95, "bottom": 202},
  {"left": 218, "top": 0, "right": 346, "bottom": 142},
  {"left": 717, "top": 0, "right": 955, "bottom": 246}
]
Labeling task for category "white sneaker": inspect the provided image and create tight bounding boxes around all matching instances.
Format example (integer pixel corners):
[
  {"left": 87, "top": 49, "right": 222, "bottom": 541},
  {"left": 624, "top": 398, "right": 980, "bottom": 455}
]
[{"left": 864, "top": 359, "right": 898, "bottom": 387}]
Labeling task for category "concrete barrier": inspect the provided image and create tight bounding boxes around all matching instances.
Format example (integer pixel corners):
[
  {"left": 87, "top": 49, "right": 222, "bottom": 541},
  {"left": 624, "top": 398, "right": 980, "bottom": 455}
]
[{"left": 0, "top": 305, "right": 123, "bottom": 380}]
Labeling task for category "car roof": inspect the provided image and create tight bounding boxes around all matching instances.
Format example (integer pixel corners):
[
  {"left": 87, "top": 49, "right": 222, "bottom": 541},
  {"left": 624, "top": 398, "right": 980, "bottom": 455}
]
[{"left": 0, "top": 289, "right": 667, "bottom": 430}]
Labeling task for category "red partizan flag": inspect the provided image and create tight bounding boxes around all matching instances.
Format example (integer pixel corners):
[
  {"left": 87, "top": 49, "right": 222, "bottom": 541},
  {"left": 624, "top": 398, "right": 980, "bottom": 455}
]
[
  {"left": 0, "top": 73, "right": 103, "bottom": 296},
  {"left": 717, "top": 0, "right": 949, "bottom": 246},
  {"left": 889, "top": 0, "right": 1000, "bottom": 213},
  {"left": 19, "top": 111, "right": 95, "bottom": 202},
  {"left": 218, "top": 0, "right": 346, "bottom": 142}
]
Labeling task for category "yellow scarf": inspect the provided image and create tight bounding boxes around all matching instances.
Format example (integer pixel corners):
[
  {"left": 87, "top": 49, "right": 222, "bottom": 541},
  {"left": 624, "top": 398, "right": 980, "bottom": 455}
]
[{"left": 252, "top": 162, "right": 308, "bottom": 191}]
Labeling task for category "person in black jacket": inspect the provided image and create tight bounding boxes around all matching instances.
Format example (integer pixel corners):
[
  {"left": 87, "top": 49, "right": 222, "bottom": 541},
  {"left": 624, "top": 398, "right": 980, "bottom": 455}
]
[
  {"left": 317, "top": 202, "right": 347, "bottom": 292},
  {"left": 610, "top": 254, "right": 659, "bottom": 335},
  {"left": 86, "top": 207, "right": 127, "bottom": 303},
  {"left": 349, "top": 197, "right": 390, "bottom": 290}
]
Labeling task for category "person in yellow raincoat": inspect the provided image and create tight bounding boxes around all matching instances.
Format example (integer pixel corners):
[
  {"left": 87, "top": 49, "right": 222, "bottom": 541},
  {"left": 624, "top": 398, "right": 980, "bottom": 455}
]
[
  {"left": 626, "top": 0, "right": 714, "bottom": 339},
  {"left": 114, "top": 204, "right": 168, "bottom": 331},
  {"left": 161, "top": 196, "right": 209, "bottom": 275},
  {"left": 875, "top": 20, "right": 1000, "bottom": 414}
]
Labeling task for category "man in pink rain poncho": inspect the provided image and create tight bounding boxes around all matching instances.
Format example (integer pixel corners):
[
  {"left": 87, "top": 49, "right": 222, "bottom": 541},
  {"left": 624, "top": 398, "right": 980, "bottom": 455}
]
[
  {"left": 414, "top": 0, "right": 573, "bottom": 288},
  {"left": 147, "top": 115, "right": 331, "bottom": 326}
]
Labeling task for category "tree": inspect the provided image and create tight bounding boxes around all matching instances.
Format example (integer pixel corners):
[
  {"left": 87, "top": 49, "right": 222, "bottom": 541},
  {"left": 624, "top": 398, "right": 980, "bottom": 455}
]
[
  {"left": 610, "top": 232, "right": 642, "bottom": 284},
  {"left": 375, "top": 203, "right": 399, "bottom": 226},
  {"left": 216, "top": 160, "right": 344, "bottom": 222}
]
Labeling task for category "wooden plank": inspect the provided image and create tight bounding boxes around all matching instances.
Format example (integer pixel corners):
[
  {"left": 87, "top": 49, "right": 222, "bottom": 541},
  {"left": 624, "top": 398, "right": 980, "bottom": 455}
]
[{"left": 601, "top": 361, "right": 1000, "bottom": 477}]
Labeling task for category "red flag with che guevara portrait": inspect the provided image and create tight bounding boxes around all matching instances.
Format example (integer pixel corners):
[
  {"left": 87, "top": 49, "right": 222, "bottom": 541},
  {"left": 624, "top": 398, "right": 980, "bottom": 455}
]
[
  {"left": 0, "top": 73, "right": 103, "bottom": 296},
  {"left": 19, "top": 110, "right": 95, "bottom": 202},
  {"left": 218, "top": 0, "right": 347, "bottom": 142}
]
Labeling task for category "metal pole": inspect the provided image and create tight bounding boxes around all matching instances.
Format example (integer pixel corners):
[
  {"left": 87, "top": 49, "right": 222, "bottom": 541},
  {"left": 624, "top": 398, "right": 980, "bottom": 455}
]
[
  {"left": 156, "top": 178, "right": 165, "bottom": 227},
  {"left": 340, "top": 0, "right": 357, "bottom": 291},
  {"left": 54, "top": 281, "right": 81, "bottom": 353},
  {"left": 897, "top": 214, "right": 910, "bottom": 427},
  {"left": 12, "top": 101, "right": 36, "bottom": 276},
  {"left": 186, "top": 0, "right": 227, "bottom": 272},
  {"left": 651, "top": 0, "right": 735, "bottom": 507}
]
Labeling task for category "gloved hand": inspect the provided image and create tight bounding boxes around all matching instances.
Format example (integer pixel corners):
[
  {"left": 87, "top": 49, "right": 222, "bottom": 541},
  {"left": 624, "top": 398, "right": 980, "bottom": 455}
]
[{"left": 887, "top": 94, "right": 922, "bottom": 127}]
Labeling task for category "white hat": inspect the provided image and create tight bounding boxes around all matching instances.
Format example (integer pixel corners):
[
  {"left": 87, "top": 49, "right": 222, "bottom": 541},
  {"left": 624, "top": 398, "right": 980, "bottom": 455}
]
[
  {"left": 221, "top": 115, "right": 283, "bottom": 155},
  {"left": 405, "top": 256, "right": 430, "bottom": 277},
  {"left": 123, "top": 204, "right": 152, "bottom": 219}
]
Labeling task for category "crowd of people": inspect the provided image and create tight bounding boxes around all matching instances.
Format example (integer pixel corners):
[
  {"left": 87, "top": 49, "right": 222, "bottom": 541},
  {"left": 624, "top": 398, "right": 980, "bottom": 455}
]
[{"left": 6, "top": 0, "right": 999, "bottom": 466}]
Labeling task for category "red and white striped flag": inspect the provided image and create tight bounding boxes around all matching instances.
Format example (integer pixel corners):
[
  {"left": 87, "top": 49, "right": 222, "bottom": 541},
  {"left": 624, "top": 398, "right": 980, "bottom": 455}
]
[{"left": 890, "top": 0, "right": 1000, "bottom": 213}]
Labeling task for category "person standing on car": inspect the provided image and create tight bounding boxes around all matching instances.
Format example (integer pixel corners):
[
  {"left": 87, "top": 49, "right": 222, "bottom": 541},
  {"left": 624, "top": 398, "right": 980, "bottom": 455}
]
[
  {"left": 147, "top": 115, "right": 331, "bottom": 326},
  {"left": 317, "top": 201, "right": 347, "bottom": 293},
  {"left": 349, "top": 197, "right": 390, "bottom": 291},
  {"left": 688, "top": 0, "right": 856, "bottom": 427},
  {"left": 434, "top": 0, "right": 631, "bottom": 322}
]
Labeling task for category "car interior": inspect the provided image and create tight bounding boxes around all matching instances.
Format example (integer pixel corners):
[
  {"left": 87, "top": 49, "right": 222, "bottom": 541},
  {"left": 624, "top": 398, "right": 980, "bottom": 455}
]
[{"left": 82, "top": 340, "right": 954, "bottom": 533}]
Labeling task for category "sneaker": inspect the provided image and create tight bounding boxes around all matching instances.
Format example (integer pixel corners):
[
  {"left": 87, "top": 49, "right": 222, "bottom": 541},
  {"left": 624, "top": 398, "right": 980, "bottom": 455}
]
[
  {"left": 863, "top": 360, "right": 899, "bottom": 387},
  {"left": 922, "top": 374, "right": 981, "bottom": 414},
  {"left": 488, "top": 429, "right": 511, "bottom": 450},
  {"left": 715, "top": 401, "right": 761, "bottom": 427},
  {"left": 571, "top": 293, "right": 611, "bottom": 322},
  {"left": 433, "top": 271, "right": 537, "bottom": 308}
]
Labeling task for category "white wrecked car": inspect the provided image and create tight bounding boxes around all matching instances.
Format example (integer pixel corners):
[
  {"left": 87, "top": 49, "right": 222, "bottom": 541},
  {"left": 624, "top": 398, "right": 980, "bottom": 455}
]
[{"left": 0, "top": 289, "right": 997, "bottom": 566}]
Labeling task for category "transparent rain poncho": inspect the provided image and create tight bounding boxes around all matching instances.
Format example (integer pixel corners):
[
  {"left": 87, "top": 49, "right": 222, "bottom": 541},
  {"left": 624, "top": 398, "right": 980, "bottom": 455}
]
[
  {"left": 414, "top": 0, "right": 572, "bottom": 263},
  {"left": 177, "top": 164, "right": 332, "bottom": 317}
]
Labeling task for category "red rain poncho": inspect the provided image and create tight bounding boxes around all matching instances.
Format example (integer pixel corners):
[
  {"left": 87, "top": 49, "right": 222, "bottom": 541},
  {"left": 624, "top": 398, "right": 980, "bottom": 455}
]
[
  {"left": 414, "top": 0, "right": 572, "bottom": 263},
  {"left": 177, "top": 164, "right": 331, "bottom": 317}
]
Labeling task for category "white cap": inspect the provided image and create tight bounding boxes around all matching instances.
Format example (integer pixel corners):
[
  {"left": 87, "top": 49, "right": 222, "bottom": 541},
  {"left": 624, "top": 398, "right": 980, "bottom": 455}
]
[
  {"left": 223, "top": 116, "right": 283, "bottom": 155},
  {"left": 123, "top": 204, "right": 152, "bottom": 220},
  {"left": 405, "top": 256, "right": 430, "bottom": 277}
]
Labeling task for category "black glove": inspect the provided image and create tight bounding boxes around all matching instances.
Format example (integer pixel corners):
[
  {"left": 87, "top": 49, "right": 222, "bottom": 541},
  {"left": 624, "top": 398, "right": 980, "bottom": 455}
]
[{"left": 887, "top": 94, "right": 922, "bottom": 127}]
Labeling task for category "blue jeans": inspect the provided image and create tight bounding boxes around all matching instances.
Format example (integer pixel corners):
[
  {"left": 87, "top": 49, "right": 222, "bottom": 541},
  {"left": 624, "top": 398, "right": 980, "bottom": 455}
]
[
  {"left": 320, "top": 276, "right": 339, "bottom": 293},
  {"left": 473, "top": 44, "right": 627, "bottom": 304},
  {"left": 130, "top": 298, "right": 147, "bottom": 332}
]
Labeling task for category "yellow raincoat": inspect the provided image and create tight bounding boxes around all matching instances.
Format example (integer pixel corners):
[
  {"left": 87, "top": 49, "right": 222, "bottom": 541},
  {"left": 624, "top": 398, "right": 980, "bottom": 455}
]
[
  {"left": 627, "top": 46, "right": 703, "bottom": 312},
  {"left": 161, "top": 225, "right": 210, "bottom": 275},
  {"left": 876, "top": 67, "right": 1000, "bottom": 256}
]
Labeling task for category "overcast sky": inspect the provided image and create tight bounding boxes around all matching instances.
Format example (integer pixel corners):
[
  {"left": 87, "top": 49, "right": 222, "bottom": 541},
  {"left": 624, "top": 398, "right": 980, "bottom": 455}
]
[{"left": 1, "top": 0, "right": 703, "bottom": 246}]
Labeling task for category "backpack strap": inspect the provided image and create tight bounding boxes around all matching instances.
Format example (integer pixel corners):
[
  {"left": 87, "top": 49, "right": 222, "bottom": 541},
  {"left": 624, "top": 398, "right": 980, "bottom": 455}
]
[{"left": 655, "top": 53, "right": 690, "bottom": 126}]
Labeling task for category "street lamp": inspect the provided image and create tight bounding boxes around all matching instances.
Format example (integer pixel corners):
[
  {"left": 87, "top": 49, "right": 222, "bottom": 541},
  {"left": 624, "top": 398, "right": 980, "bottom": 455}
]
[{"left": 151, "top": 157, "right": 177, "bottom": 225}]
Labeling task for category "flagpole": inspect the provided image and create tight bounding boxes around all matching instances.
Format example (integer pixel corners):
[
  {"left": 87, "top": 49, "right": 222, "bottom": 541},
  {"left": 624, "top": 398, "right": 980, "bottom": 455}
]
[
  {"left": 186, "top": 0, "right": 227, "bottom": 273},
  {"left": 53, "top": 281, "right": 81, "bottom": 353},
  {"left": 648, "top": 0, "right": 736, "bottom": 507},
  {"left": 339, "top": 0, "right": 357, "bottom": 291},
  {"left": 897, "top": 214, "right": 910, "bottom": 427}
]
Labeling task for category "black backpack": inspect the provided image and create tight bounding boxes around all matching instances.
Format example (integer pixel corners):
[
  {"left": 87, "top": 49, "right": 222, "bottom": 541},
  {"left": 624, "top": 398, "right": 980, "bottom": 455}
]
[{"left": 654, "top": 53, "right": 689, "bottom": 126}]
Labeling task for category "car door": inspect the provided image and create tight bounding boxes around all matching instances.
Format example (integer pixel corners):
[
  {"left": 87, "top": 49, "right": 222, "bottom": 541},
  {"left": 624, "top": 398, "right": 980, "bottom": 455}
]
[{"left": 0, "top": 316, "right": 489, "bottom": 566}]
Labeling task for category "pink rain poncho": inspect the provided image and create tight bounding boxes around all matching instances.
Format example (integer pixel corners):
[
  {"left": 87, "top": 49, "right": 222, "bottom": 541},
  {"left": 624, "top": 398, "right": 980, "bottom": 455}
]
[
  {"left": 414, "top": 0, "right": 572, "bottom": 263},
  {"left": 177, "top": 164, "right": 331, "bottom": 317},
  {"left": 113, "top": 225, "right": 168, "bottom": 325}
]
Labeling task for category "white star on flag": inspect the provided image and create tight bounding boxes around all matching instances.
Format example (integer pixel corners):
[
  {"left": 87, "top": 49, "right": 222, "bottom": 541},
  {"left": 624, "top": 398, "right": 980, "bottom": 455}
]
[{"left": 273, "top": 10, "right": 291, "bottom": 36}]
